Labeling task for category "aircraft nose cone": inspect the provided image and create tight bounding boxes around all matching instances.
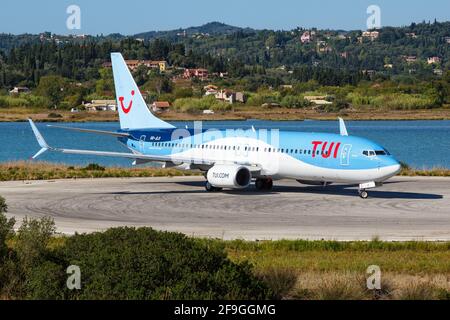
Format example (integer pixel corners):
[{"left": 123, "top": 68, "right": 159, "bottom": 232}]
[
  {"left": 391, "top": 163, "right": 401, "bottom": 175},
  {"left": 380, "top": 158, "right": 401, "bottom": 180}
]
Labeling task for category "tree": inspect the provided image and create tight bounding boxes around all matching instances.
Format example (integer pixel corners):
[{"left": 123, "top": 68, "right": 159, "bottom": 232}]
[
  {"left": 35, "top": 76, "right": 67, "bottom": 108},
  {"left": 15, "top": 216, "right": 56, "bottom": 272},
  {"left": 0, "top": 196, "right": 15, "bottom": 261}
]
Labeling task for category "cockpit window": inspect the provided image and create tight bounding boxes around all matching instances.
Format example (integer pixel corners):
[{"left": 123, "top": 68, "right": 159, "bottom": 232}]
[
  {"left": 363, "top": 150, "right": 376, "bottom": 156},
  {"left": 375, "top": 150, "right": 386, "bottom": 155}
]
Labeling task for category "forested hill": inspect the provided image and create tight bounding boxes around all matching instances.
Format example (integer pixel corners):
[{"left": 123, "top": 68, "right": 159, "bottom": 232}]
[
  {"left": 0, "top": 20, "right": 448, "bottom": 90},
  {"left": 134, "top": 22, "right": 253, "bottom": 40}
]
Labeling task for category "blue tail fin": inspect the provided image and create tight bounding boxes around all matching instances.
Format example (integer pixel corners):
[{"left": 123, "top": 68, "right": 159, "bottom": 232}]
[{"left": 111, "top": 53, "right": 174, "bottom": 130}]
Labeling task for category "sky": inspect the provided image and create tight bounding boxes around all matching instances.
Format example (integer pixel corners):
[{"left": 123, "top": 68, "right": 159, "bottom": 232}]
[{"left": 0, "top": 0, "right": 449, "bottom": 35}]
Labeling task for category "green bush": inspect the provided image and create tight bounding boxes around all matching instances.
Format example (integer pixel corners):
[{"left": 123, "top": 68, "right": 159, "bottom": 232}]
[
  {"left": 82, "top": 163, "right": 106, "bottom": 171},
  {"left": 0, "top": 196, "right": 7, "bottom": 214},
  {"left": 173, "top": 96, "right": 231, "bottom": 113},
  {"left": 280, "top": 95, "right": 309, "bottom": 108},
  {"left": 49, "top": 227, "right": 271, "bottom": 300},
  {"left": 15, "top": 216, "right": 56, "bottom": 272},
  {"left": 0, "top": 197, "right": 15, "bottom": 260},
  {"left": 47, "top": 112, "right": 63, "bottom": 118}
]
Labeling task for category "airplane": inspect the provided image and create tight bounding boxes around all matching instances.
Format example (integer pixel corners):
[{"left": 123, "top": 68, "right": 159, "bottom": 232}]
[{"left": 28, "top": 52, "right": 401, "bottom": 199}]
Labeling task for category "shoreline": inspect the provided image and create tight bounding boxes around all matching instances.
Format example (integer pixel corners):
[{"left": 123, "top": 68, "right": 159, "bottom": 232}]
[
  {"left": 1, "top": 107, "right": 450, "bottom": 122},
  {"left": 0, "top": 162, "right": 448, "bottom": 181}
]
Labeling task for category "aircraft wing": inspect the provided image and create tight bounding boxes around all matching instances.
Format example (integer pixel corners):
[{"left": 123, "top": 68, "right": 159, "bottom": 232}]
[
  {"left": 47, "top": 124, "right": 130, "bottom": 137},
  {"left": 28, "top": 119, "right": 263, "bottom": 169},
  {"left": 56, "top": 147, "right": 214, "bottom": 165}
]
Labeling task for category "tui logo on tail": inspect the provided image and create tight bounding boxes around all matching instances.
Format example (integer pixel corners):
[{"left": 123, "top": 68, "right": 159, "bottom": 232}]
[{"left": 119, "top": 90, "right": 135, "bottom": 114}]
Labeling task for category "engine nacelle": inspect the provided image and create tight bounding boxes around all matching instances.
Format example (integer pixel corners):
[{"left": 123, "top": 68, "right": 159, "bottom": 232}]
[{"left": 207, "top": 165, "right": 251, "bottom": 189}]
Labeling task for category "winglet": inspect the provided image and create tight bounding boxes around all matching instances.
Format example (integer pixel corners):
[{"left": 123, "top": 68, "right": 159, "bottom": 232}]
[
  {"left": 338, "top": 117, "right": 348, "bottom": 136},
  {"left": 28, "top": 119, "right": 50, "bottom": 159}
]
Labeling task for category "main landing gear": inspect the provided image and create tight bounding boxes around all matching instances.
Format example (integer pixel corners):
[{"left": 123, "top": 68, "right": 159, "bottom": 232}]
[
  {"left": 205, "top": 181, "right": 223, "bottom": 192},
  {"left": 255, "top": 178, "right": 273, "bottom": 191}
]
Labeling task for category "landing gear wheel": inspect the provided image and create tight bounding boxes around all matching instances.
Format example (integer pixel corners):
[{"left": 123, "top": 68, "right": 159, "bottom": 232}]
[
  {"left": 359, "top": 190, "right": 369, "bottom": 199},
  {"left": 255, "top": 178, "right": 265, "bottom": 191},
  {"left": 205, "top": 182, "right": 214, "bottom": 192},
  {"left": 265, "top": 178, "right": 273, "bottom": 191},
  {"left": 205, "top": 182, "right": 222, "bottom": 192},
  {"left": 255, "top": 178, "right": 273, "bottom": 191}
]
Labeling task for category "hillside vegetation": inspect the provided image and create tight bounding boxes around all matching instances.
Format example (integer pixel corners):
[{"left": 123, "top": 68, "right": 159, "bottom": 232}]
[{"left": 0, "top": 21, "right": 449, "bottom": 118}]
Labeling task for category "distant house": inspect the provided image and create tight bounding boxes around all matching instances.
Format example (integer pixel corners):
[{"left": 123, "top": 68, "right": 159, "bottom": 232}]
[
  {"left": 317, "top": 45, "right": 332, "bottom": 53},
  {"left": 384, "top": 64, "right": 394, "bottom": 69},
  {"left": 427, "top": 56, "right": 441, "bottom": 64},
  {"left": 309, "top": 99, "right": 332, "bottom": 106},
  {"left": 143, "top": 60, "right": 168, "bottom": 72},
  {"left": 303, "top": 95, "right": 332, "bottom": 106},
  {"left": 406, "top": 32, "right": 417, "bottom": 39},
  {"left": 183, "top": 68, "right": 209, "bottom": 80},
  {"left": 445, "top": 37, "right": 450, "bottom": 44},
  {"left": 204, "top": 88, "right": 218, "bottom": 96},
  {"left": 235, "top": 92, "right": 246, "bottom": 103},
  {"left": 434, "top": 69, "right": 443, "bottom": 76},
  {"left": 203, "top": 85, "right": 218, "bottom": 95},
  {"left": 362, "top": 70, "right": 376, "bottom": 76},
  {"left": 362, "top": 31, "right": 379, "bottom": 41},
  {"left": 215, "top": 89, "right": 235, "bottom": 103},
  {"left": 70, "top": 108, "right": 79, "bottom": 113},
  {"left": 124, "top": 60, "right": 140, "bottom": 70},
  {"left": 300, "top": 31, "right": 313, "bottom": 43},
  {"left": 151, "top": 101, "right": 170, "bottom": 113},
  {"left": 214, "top": 89, "right": 246, "bottom": 104},
  {"left": 118, "top": 60, "right": 168, "bottom": 72},
  {"left": 9, "top": 86, "right": 30, "bottom": 95},
  {"left": 83, "top": 100, "right": 117, "bottom": 112},
  {"left": 403, "top": 56, "right": 417, "bottom": 63}
]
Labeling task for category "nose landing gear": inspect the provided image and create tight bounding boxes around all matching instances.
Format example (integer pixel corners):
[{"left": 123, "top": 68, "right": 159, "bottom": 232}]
[{"left": 358, "top": 189, "right": 369, "bottom": 199}]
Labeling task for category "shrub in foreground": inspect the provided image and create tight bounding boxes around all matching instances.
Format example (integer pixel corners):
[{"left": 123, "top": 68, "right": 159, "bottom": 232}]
[
  {"left": 32, "top": 227, "right": 272, "bottom": 300},
  {"left": 64, "top": 228, "right": 271, "bottom": 299}
]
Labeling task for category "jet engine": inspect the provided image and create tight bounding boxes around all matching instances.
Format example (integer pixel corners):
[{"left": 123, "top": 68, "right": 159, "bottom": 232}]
[{"left": 207, "top": 165, "right": 251, "bottom": 189}]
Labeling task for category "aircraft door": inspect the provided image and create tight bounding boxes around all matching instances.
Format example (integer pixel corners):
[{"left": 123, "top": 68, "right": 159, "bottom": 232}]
[
  {"left": 340, "top": 144, "right": 352, "bottom": 166},
  {"left": 139, "top": 135, "right": 146, "bottom": 152}
]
